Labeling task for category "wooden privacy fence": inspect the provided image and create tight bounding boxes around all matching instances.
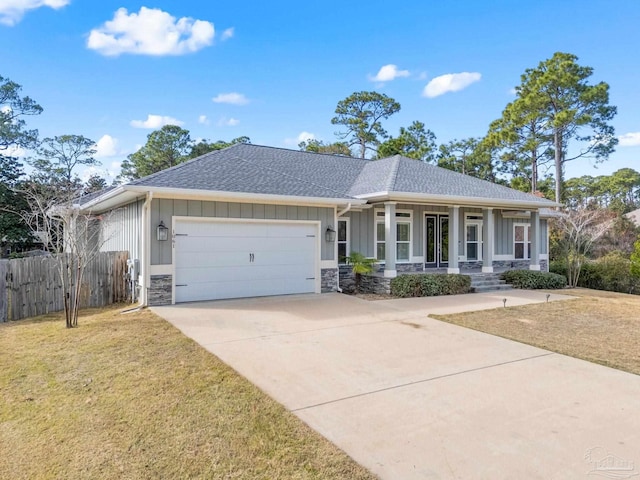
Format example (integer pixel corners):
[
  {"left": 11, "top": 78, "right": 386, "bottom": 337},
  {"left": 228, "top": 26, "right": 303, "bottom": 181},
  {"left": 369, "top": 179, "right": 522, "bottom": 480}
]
[{"left": 0, "top": 251, "right": 129, "bottom": 322}]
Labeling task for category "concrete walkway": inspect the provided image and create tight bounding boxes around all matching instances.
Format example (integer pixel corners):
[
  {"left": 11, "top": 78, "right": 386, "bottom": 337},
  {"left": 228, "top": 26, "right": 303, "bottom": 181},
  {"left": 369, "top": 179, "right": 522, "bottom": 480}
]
[{"left": 153, "top": 291, "right": 640, "bottom": 480}]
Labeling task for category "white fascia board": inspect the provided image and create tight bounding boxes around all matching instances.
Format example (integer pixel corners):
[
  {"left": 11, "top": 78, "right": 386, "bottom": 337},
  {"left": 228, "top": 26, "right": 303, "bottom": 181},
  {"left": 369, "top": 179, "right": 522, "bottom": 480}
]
[
  {"left": 124, "top": 185, "right": 366, "bottom": 208},
  {"left": 78, "top": 186, "right": 142, "bottom": 213},
  {"left": 355, "top": 191, "right": 560, "bottom": 210}
]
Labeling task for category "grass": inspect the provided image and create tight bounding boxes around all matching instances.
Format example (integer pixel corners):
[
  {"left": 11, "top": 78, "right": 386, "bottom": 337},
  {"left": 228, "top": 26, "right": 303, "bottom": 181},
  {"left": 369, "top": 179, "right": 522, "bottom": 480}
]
[
  {"left": 0, "top": 305, "right": 377, "bottom": 480},
  {"left": 431, "top": 288, "right": 640, "bottom": 376}
]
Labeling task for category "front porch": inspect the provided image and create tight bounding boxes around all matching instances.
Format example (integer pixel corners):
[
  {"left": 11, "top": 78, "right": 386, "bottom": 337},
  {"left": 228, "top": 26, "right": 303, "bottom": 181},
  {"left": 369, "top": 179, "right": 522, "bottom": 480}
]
[{"left": 374, "top": 203, "right": 544, "bottom": 278}]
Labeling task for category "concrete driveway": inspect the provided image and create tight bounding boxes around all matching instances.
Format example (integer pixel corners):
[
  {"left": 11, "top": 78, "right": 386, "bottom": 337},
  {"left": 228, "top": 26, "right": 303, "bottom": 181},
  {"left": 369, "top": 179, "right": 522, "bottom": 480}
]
[{"left": 153, "top": 292, "right": 640, "bottom": 480}]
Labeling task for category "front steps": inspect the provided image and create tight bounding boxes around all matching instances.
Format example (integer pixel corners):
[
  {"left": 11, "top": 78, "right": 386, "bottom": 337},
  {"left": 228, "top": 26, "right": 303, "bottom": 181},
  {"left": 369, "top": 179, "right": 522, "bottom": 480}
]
[{"left": 468, "top": 273, "right": 513, "bottom": 293}]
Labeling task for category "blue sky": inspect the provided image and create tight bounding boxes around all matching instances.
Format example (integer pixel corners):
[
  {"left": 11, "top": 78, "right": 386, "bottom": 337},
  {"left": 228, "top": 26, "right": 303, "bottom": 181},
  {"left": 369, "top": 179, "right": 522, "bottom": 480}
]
[{"left": 1, "top": 0, "right": 639, "bottom": 182}]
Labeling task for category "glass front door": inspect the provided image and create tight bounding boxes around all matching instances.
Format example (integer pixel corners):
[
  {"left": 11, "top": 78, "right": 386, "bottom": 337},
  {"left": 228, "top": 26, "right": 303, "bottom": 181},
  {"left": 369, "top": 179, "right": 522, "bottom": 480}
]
[{"left": 425, "top": 215, "right": 449, "bottom": 268}]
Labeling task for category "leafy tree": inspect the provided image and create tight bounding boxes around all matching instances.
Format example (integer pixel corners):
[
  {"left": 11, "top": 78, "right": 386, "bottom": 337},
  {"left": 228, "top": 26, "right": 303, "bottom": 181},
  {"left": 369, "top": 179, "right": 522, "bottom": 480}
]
[
  {"left": 0, "top": 74, "right": 42, "bottom": 152},
  {"left": 515, "top": 52, "right": 617, "bottom": 203},
  {"left": 331, "top": 91, "right": 401, "bottom": 158},
  {"left": 0, "top": 156, "right": 33, "bottom": 254},
  {"left": 631, "top": 238, "right": 640, "bottom": 280},
  {"left": 437, "top": 137, "right": 497, "bottom": 181},
  {"left": 298, "top": 139, "right": 352, "bottom": 156},
  {"left": 485, "top": 98, "right": 553, "bottom": 192},
  {"left": 31, "top": 135, "right": 98, "bottom": 192},
  {"left": 189, "top": 136, "right": 250, "bottom": 158},
  {"left": 0, "top": 75, "right": 42, "bottom": 255},
  {"left": 84, "top": 174, "right": 108, "bottom": 194},
  {"left": 377, "top": 121, "right": 437, "bottom": 162},
  {"left": 120, "top": 125, "right": 193, "bottom": 180}
]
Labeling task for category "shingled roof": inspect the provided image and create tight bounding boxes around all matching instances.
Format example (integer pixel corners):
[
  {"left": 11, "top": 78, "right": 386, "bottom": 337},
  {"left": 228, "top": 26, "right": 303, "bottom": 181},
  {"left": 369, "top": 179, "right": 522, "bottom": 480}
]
[
  {"left": 84, "top": 144, "right": 557, "bottom": 210},
  {"left": 127, "top": 144, "right": 556, "bottom": 206}
]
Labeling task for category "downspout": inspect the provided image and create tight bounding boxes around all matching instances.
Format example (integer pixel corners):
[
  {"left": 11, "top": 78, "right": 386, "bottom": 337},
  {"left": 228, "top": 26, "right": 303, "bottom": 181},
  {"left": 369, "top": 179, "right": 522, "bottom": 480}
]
[
  {"left": 337, "top": 203, "right": 352, "bottom": 217},
  {"left": 140, "top": 191, "right": 153, "bottom": 306},
  {"left": 335, "top": 203, "right": 352, "bottom": 293}
]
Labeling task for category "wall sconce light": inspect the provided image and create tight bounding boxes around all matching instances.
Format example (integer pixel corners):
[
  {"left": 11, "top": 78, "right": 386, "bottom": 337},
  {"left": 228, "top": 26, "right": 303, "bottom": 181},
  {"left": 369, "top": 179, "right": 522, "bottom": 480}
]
[
  {"left": 325, "top": 225, "right": 336, "bottom": 243},
  {"left": 157, "top": 221, "right": 169, "bottom": 241}
]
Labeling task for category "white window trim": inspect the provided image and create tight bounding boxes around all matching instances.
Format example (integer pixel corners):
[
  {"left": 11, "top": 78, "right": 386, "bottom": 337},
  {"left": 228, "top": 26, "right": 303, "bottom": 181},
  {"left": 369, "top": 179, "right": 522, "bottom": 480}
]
[
  {"left": 465, "top": 219, "right": 483, "bottom": 261},
  {"left": 374, "top": 208, "right": 413, "bottom": 263},
  {"left": 513, "top": 223, "right": 531, "bottom": 260},
  {"left": 337, "top": 217, "right": 350, "bottom": 265}
]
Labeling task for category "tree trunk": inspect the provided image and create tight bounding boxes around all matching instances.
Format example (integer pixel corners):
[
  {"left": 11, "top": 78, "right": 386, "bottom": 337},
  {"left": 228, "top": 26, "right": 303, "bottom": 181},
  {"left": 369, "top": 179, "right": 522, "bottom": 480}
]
[
  {"left": 554, "top": 129, "right": 563, "bottom": 206},
  {"left": 531, "top": 149, "right": 538, "bottom": 192},
  {"left": 360, "top": 141, "right": 366, "bottom": 159}
]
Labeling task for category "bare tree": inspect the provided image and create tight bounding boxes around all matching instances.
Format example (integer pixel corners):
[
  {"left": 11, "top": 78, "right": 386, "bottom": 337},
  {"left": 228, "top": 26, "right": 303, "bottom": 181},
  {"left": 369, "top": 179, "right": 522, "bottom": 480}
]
[
  {"left": 554, "top": 208, "right": 613, "bottom": 287},
  {"left": 14, "top": 179, "right": 113, "bottom": 328}
]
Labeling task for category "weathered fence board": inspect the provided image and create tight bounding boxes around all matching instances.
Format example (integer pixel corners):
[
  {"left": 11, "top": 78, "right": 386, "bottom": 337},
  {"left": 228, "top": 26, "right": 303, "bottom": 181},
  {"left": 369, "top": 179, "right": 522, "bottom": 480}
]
[
  {"left": 0, "top": 251, "right": 129, "bottom": 322},
  {"left": 0, "top": 260, "right": 7, "bottom": 323}
]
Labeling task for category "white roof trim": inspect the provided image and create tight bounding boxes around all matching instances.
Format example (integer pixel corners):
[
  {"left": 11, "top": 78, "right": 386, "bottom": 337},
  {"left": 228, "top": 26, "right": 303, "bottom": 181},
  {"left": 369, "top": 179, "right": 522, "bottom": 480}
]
[
  {"left": 354, "top": 191, "right": 560, "bottom": 209},
  {"left": 83, "top": 185, "right": 365, "bottom": 212}
]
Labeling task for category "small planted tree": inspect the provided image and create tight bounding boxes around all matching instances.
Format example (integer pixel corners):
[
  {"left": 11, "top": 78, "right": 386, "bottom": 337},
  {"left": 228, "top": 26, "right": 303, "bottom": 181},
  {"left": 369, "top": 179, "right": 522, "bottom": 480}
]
[
  {"left": 554, "top": 208, "right": 613, "bottom": 287},
  {"left": 344, "top": 252, "right": 376, "bottom": 294}
]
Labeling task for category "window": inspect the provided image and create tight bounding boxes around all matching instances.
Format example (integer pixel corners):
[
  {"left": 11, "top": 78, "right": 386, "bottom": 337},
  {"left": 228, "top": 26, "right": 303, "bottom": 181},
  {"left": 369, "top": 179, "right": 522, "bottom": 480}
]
[
  {"left": 375, "top": 209, "right": 412, "bottom": 262},
  {"left": 466, "top": 223, "right": 481, "bottom": 261},
  {"left": 514, "top": 224, "right": 531, "bottom": 259},
  {"left": 337, "top": 219, "right": 349, "bottom": 264}
]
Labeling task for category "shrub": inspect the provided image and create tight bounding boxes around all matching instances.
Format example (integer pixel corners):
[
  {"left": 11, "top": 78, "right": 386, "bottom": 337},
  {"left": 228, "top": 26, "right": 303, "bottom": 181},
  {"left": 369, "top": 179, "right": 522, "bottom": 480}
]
[
  {"left": 390, "top": 274, "right": 471, "bottom": 298},
  {"left": 550, "top": 253, "right": 640, "bottom": 294},
  {"left": 501, "top": 270, "right": 566, "bottom": 289}
]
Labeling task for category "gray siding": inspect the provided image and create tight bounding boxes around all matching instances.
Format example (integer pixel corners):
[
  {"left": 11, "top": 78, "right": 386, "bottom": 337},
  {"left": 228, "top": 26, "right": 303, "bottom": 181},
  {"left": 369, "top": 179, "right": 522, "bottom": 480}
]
[
  {"left": 344, "top": 206, "right": 547, "bottom": 261},
  {"left": 495, "top": 213, "right": 548, "bottom": 255},
  {"left": 100, "top": 199, "right": 143, "bottom": 261},
  {"left": 345, "top": 209, "right": 374, "bottom": 257},
  {"left": 150, "top": 199, "right": 335, "bottom": 265}
]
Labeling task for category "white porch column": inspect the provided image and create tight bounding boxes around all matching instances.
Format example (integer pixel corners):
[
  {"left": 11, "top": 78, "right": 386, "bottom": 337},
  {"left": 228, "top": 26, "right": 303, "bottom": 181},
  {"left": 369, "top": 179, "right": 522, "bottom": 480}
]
[
  {"left": 448, "top": 206, "right": 460, "bottom": 274},
  {"left": 384, "top": 202, "right": 397, "bottom": 278},
  {"left": 530, "top": 210, "right": 541, "bottom": 271},
  {"left": 482, "top": 208, "right": 494, "bottom": 273}
]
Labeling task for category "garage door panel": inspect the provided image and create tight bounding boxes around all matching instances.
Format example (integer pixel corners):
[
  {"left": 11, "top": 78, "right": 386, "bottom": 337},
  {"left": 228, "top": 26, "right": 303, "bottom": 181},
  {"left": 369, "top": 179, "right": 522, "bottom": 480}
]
[
  {"left": 174, "top": 220, "right": 318, "bottom": 303},
  {"left": 176, "top": 278, "right": 316, "bottom": 303},
  {"left": 176, "top": 263, "right": 315, "bottom": 283}
]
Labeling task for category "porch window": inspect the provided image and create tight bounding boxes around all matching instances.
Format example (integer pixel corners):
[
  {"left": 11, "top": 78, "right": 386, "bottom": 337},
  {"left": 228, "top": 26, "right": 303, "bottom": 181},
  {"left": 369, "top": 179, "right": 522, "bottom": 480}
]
[
  {"left": 466, "top": 224, "right": 481, "bottom": 261},
  {"left": 337, "top": 219, "right": 349, "bottom": 264},
  {"left": 374, "top": 209, "right": 412, "bottom": 262},
  {"left": 514, "top": 224, "right": 531, "bottom": 259}
]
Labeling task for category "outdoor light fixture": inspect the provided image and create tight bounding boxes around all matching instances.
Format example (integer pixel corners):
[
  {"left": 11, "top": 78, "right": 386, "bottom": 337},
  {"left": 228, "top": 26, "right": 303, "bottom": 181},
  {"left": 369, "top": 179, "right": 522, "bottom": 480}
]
[
  {"left": 325, "top": 225, "right": 336, "bottom": 243},
  {"left": 157, "top": 221, "right": 169, "bottom": 241}
]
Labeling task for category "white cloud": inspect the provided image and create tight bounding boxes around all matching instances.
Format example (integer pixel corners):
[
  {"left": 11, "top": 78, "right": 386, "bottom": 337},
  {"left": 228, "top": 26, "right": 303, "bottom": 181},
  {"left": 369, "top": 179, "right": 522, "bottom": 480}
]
[
  {"left": 422, "top": 72, "right": 482, "bottom": 98},
  {"left": 618, "top": 132, "right": 640, "bottom": 147},
  {"left": 94, "top": 134, "right": 118, "bottom": 158},
  {"left": 220, "top": 27, "right": 234, "bottom": 41},
  {"left": 508, "top": 87, "right": 517, "bottom": 95},
  {"left": 370, "top": 64, "right": 410, "bottom": 83},
  {"left": 217, "top": 116, "right": 239, "bottom": 127},
  {"left": 87, "top": 7, "right": 214, "bottom": 57},
  {"left": 0, "top": 0, "right": 68, "bottom": 26},
  {"left": 130, "top": 114, "right": 184, "bottom": 129},
  {"left": 284, "top": 131, "right": 315, "bottom": 146},
  {"left": 198, "top": 114, "right": 209, "bottom": 125},
  {"left": 212, "top": 92, "right": 249, "bottom": 105},
  {"left": 1, "top": 144, "right": 26, "bottom": 157}
]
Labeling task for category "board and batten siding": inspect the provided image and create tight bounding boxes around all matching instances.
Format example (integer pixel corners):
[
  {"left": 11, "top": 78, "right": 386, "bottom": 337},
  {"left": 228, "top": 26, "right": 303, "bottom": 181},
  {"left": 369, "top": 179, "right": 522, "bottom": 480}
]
[
  {"left": 100, "top": 199, "right": 143, "bottom": 262},
  {"left": 150, "top": 199, "right": 335, "bottom": 265},
  {"left": 344, "top": 206, "right": 547, "bottom": 260},
  {"left": 495, "top": 212, "right": 548, "bottom": 255}
]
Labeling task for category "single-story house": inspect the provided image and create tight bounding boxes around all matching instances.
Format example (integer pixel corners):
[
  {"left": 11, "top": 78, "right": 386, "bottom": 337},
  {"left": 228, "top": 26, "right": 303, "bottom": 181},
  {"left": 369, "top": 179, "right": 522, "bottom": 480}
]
[{"left": 79, "top": 144, "right": 558, "bottom": 306}]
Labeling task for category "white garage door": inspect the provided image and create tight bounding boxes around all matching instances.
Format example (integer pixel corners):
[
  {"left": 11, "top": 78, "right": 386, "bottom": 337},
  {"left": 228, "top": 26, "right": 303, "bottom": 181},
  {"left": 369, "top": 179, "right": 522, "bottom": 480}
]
[{"left": 174, "top": 219, "right": 318, "bottom": 303}]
